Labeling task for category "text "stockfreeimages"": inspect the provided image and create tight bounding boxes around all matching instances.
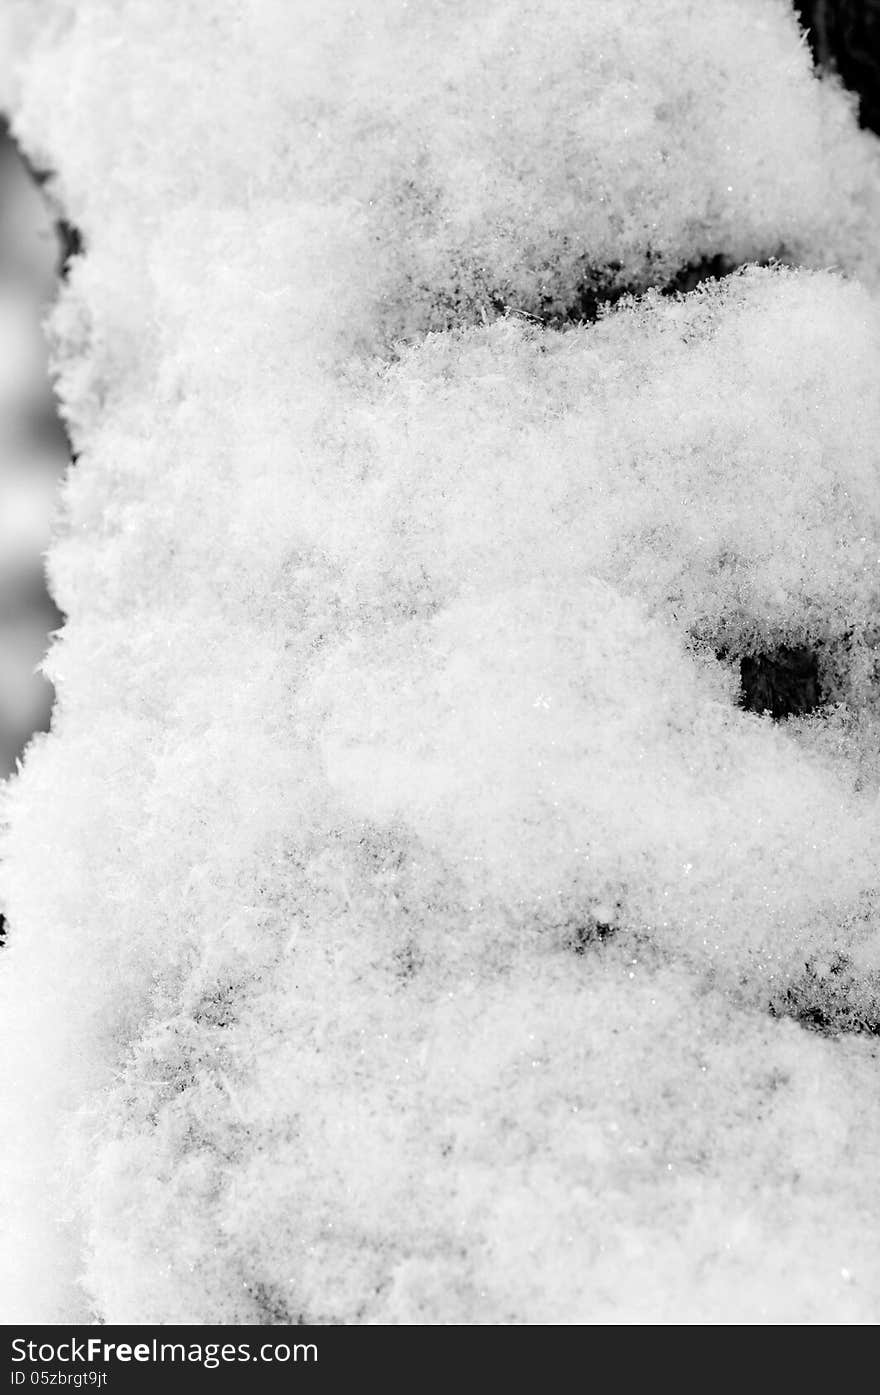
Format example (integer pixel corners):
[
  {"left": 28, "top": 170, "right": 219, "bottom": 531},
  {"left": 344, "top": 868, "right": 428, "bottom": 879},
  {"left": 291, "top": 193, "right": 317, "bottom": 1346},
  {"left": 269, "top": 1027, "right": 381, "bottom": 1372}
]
[{"left": 10, "top": 1340, "right": 317, "bottom": 1369}]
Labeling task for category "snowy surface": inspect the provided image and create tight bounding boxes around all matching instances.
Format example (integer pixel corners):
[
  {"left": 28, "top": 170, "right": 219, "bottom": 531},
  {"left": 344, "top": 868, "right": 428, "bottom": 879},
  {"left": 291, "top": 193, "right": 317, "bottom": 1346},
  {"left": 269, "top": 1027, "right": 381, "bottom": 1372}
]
[{"left": 2, "top": 0, "right": 880, "bottom": 1323}]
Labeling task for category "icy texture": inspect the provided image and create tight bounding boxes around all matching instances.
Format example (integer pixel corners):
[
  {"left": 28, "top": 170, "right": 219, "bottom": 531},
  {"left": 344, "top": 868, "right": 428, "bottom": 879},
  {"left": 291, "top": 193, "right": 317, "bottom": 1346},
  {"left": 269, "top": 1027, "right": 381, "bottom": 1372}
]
[{"left": 2, "top": 0, "right": 880, "bottom": 1323}]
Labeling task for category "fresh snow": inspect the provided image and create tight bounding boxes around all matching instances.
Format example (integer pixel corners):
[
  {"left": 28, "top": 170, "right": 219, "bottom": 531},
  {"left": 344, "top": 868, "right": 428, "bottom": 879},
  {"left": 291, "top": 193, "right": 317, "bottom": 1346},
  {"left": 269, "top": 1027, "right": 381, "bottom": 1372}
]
[{"left": 1, "top": 0, "right": 880, "bottom": 1323}]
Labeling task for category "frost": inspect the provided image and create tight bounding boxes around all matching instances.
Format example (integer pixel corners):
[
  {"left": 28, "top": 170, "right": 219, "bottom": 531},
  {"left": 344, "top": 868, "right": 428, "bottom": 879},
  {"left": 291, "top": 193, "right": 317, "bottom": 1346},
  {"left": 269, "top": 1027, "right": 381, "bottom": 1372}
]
[{"left": 3, "top": 0, "right": 880, "bottom": 1324}]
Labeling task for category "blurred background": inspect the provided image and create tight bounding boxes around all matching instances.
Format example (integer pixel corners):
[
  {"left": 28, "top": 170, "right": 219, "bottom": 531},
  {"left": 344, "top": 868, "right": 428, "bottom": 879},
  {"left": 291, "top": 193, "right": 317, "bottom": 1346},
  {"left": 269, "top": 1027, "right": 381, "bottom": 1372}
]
[{"left": 0, "top": 120, "right": 68, "bottom": 780}]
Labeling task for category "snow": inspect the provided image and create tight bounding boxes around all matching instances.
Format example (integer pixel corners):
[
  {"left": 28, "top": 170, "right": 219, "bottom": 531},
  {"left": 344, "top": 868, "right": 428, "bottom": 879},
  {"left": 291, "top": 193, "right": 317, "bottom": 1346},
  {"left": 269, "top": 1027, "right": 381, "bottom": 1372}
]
[{"left": 2, "top": 0, "right": 880, "bottom": 1323}]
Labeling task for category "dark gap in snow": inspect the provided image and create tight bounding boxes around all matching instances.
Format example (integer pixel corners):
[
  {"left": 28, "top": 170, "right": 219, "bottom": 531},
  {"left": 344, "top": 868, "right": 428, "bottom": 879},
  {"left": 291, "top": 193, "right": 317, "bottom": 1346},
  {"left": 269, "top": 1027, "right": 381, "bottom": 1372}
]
[
  {"left": 712, "top": 638, "right": 825, "bottom": 721},
  {"left": 56, "top": 219, "right": 83, "bottom": 279},
  {"left": 769, "top": 954, "right": 880, "bottom": 1037},
  {"left": 738, "top": 644, "right": 822, "bottom": 720},
  {"left": 518, "top": 261, "right": 628, "bottom": 328},
  {"left": 657, "top": 251, "right": 794, "bottom": 304},
  {"left": 660, "top": 253, "right": 737, "bottom": 297},
  {"left": 510, "top": 252, "right": 783, "bottom": 329}
]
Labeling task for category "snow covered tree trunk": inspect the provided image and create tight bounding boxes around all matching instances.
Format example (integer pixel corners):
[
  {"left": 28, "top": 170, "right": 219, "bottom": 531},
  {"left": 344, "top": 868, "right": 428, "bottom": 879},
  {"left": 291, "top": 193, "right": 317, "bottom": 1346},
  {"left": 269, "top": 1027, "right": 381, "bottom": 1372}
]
[{"left": 2, "top": 0, "right": 880, "bottom": 1323}]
